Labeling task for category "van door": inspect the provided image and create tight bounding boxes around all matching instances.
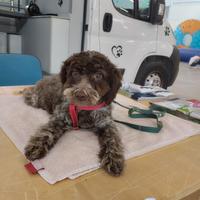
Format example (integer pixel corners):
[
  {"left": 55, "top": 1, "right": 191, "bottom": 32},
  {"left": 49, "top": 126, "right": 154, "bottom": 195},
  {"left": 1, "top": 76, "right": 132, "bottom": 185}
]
[{"left": 99, "top": 0, "right": 157, "bottom": 82}]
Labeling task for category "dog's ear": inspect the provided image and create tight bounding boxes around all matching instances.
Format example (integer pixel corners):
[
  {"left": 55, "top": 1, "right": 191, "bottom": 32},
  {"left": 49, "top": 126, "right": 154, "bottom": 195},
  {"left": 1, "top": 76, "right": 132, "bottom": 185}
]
[
  {"left": 102, "top": 67, "right": 123, "bottom": 104},
  {"left": 60, "top": 59, "right": 71, "bottom": 84}
]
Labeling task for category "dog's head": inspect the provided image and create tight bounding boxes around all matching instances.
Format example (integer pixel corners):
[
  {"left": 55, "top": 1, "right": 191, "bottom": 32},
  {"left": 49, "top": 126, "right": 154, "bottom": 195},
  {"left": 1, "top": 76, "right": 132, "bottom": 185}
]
[{"left": 60, "top": 51, "right": 123, "bottom": 106}]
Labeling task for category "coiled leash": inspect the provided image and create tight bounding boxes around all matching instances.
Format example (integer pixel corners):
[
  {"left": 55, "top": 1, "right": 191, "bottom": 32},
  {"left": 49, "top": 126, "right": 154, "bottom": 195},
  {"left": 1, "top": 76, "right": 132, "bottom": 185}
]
[{"left": 113, "top": 100, "right": 165, "bottom": 133}]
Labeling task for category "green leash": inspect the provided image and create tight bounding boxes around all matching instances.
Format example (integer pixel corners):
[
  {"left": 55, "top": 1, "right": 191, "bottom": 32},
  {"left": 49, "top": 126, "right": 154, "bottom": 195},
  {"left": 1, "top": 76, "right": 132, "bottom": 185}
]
[{"left": 114, "top": 101, "right": 165, "bottom": 133}]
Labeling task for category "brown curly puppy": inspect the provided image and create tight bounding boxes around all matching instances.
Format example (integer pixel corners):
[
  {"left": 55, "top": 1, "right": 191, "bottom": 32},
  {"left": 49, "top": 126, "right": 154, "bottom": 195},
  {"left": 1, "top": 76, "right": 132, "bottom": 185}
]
[{"left": 23, "top": 51, "right": 124, "bottom": 176}]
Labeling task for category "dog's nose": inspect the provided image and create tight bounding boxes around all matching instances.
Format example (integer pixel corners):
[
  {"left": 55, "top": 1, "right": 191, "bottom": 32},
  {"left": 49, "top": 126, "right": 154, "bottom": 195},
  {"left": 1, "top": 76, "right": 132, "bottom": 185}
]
[{"left": 75, "top": 90, "right": 88, "bottom": 101}]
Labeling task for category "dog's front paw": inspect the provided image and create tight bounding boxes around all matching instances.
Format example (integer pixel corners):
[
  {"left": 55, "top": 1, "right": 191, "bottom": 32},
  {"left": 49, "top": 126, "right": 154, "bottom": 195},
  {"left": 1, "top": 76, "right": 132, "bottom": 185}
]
[
  {"left": 24, "top": 142, "right": 47, "bottom": 161},
  {"left": 101, "top": 153, "right": 124, "bottom": 176}
]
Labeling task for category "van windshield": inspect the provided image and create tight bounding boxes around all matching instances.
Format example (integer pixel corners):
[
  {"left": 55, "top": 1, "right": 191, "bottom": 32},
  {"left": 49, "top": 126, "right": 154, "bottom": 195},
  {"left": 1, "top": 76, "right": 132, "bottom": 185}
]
[
  {"left": 113, "top": 0, "right": 151, "bottom": 22},
  {"left": 138, "top": 0, "right": 151, "bottom": 21},
  {"left": 112, "top": 0, "right": 134, "bottom": 17}
]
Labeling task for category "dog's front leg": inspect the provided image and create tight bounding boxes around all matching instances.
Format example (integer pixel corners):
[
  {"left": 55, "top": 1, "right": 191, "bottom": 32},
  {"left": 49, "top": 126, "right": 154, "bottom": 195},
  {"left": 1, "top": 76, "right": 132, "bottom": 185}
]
[
  {"left": 95, "top": 121, "right": 124, "bottom": 176},
  {"left": 24, "top": 104, "right": 72, "bottom": 161}
]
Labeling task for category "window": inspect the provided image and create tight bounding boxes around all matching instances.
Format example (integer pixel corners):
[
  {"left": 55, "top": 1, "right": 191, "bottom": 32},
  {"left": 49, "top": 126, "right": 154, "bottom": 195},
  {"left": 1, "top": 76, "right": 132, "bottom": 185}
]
[
  {"left": 112, "top": 0, "right": 134, "bottom": 18},
  {"left": 138, "top": 0, "right": 151, "bottom": 21},
  {"left": 113, "top": 0, "right": 151, "bottom": 22},
  {"left": 0, "top": 0, "right": 26, "bottom": 13}
]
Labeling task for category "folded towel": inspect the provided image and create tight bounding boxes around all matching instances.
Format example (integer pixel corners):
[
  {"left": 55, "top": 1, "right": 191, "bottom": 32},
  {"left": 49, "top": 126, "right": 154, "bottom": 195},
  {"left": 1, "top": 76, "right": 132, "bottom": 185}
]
[{"left": 0, "top": 90, "right": 200, "bottom": 184}]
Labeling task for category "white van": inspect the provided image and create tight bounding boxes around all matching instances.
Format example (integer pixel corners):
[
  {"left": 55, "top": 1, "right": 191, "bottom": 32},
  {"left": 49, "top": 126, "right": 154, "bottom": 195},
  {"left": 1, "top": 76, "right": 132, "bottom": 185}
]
[{"left": 22, "top": 0, "right": 179, "bottom": 88}]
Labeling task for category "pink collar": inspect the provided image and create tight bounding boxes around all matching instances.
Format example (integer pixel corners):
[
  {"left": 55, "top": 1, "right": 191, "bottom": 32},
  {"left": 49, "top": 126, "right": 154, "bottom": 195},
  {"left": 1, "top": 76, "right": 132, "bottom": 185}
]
[{"left": 69, "top": 102, "right": 107, "bottom": 129}]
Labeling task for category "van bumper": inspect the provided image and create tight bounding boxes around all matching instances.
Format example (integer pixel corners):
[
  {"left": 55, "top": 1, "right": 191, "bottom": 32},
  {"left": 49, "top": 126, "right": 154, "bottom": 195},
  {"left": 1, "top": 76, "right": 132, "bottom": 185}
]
[{"left": 168, "top": 46, "right": 180, "bottom": 86}]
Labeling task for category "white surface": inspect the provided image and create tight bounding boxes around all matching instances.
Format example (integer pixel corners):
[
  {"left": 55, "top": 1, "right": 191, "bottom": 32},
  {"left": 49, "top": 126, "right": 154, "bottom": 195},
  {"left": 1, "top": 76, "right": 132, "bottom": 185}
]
[
  {"left": 36, "top": 0, "right": 72, "bottom": 17},
  {"left": 84, "top": 0, "right": 100, "bottom": 52},
  {"left": 98, "top": 0, "right": 156, "bottom": 83},
  {"left": 169, "top": 62, "right": 200, "bottom": 100},
  {"left": 8, "top": 34, "right": 22, "bottom": 54},
  {"left": 68, "top": 0, "right": 84, "bottom": 55},
  {"left": 167, "top": 2, "right": 200, "bottom": 30},
  {"left": 0, "top": 32, "right": 7, "bottom": 53},
  {"left": 156, "top": 21, "right": 176, "bottom": 57},
  {"left": 21, "top": 17, "right": 70, "bottom": 74},
  {"left": 144, "top": 198, "right": 156, "bottom": 200}
]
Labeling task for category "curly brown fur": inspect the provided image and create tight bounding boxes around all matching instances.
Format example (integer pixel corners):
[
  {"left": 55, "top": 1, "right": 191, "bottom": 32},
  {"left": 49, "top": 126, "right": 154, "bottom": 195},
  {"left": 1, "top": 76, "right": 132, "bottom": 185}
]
[
  {"left": 23, "top": 75, "right": 63, "bottom": 114},
  {"left": 23, "top": 51, "right": 124, "bottom": 176}
]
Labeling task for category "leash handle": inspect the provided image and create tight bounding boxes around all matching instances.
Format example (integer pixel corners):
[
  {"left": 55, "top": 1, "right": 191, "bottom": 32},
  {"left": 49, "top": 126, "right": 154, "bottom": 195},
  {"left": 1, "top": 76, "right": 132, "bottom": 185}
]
[
  {"left": 114, "top": 103, "right": 165, "bottom": 133},
  {"left": 128, "top": 107, "right": 165, "bottom": 118}
]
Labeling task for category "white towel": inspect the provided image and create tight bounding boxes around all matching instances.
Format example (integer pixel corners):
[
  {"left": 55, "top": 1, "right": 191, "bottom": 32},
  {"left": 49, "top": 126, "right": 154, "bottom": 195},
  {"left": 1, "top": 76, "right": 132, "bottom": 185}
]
[{"left": 0, "top": 90, "right": 200, "bottom": 184}]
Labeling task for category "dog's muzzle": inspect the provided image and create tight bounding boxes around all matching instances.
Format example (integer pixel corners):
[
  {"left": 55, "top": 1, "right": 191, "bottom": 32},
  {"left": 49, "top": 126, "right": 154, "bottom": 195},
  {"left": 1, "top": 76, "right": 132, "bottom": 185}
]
[
  {"left": 73, "top": 88, "right": 90, "bottom": 102},
  {"left": 63, "top": 87, "right": 100, "bottom": 105}
]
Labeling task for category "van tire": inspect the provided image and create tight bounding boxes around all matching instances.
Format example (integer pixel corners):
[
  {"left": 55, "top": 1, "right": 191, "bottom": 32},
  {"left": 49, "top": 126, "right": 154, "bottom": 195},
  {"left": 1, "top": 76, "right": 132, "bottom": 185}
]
[{"left": 134, "top": 59, "right": 170, "bottom": 89}]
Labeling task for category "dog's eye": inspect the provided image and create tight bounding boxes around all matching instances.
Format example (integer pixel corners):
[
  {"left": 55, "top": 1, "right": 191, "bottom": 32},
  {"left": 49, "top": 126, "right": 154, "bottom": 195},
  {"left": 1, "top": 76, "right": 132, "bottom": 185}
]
[
  {"left": 72, "top": 71, "right": 80, "bottom": 78},
  {"left": 93, "top": 72, "right": 103, "bottom": 81}
]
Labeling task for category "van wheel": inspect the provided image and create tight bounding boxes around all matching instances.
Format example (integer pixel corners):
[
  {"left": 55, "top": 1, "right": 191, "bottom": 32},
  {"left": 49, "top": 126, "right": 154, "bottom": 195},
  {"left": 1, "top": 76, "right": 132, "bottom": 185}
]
[{"left": 134, "top": 59, "right": 170, "bottom": 89}]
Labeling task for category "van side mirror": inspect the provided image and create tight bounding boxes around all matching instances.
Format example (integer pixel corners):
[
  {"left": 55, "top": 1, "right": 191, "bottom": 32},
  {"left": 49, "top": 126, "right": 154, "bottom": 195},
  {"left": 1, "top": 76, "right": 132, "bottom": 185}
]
[{"left": 150, "top": 0, "right": 165, "bottom": 25}]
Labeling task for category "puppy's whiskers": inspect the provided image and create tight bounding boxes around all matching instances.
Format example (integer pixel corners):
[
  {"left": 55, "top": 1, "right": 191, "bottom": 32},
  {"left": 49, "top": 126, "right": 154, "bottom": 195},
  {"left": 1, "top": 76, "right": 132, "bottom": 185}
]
[{"left": 63, "top": 87, "right": 100, "bottom": 106}]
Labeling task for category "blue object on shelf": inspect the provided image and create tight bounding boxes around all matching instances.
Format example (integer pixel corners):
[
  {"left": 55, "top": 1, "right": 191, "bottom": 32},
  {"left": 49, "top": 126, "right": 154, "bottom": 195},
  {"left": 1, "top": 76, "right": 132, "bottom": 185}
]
[
  {"left": 179, "top": 48, "right": 200, "bottom": 62},
  {"left": 0, "top": 54, "right": 43, "bottom": 86}
]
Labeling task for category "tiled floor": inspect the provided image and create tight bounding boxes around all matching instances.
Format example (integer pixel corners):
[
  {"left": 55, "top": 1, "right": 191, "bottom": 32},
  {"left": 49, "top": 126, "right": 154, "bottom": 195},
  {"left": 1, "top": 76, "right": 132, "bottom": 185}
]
[{"left": 169, "top": 62, "right": 200, "bottom": 99}]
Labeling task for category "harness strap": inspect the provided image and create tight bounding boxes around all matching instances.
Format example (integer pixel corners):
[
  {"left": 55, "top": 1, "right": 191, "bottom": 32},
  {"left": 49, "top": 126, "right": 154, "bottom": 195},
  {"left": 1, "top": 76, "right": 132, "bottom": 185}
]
[
  {"left": 69, "top": 102, "right": 107, "bottom": 129},
  {"left": 76, "top": 102, "right": 107, "bottom": 111},
  {"left": 69, "top": 104, "right": 79, "bottom": 129}
]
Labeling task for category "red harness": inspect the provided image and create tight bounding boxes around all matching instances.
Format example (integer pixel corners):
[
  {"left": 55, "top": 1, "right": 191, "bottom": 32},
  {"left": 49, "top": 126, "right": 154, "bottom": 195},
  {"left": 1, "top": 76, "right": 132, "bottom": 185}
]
[{"left": 69, "top": 102, "right": 107, "bottom": 129}]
